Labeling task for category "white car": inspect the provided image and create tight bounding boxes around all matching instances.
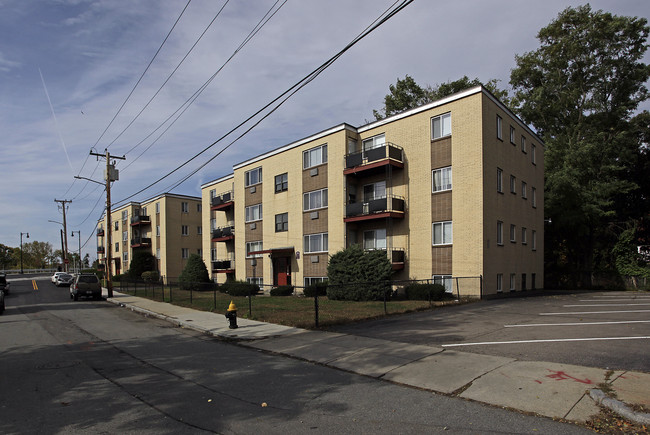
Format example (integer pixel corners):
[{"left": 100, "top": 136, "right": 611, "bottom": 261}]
[{"left": 51, "top": 272, "right": 65, "bottom": 284}]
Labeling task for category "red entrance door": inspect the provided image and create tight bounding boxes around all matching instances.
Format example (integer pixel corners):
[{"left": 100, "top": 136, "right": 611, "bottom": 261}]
[{"left": 273, "top": 257, "right": 291, "bottom": 286}]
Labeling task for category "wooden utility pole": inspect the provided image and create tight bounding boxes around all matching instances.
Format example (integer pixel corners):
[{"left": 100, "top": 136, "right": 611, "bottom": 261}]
[
  {"left": 90, "top": 149, "right": 125, "bottom": 298},
  {"left": 54, "top": 199, "right": 71, "bottom": 272}
]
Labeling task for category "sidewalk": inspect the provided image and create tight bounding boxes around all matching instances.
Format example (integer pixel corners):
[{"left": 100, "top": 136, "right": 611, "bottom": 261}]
[{"left": 105, "top": 290, "right": 650, "bottom": 425}]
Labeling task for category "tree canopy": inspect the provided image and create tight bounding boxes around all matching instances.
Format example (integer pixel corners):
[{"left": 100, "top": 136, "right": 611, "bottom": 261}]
[{"left": 510, "top": 5, "right": 650, "bottom": 287}]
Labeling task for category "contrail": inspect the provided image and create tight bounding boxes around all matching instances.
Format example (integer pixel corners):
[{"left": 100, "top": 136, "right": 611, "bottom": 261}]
[{"left": 39, "top": 67, "right": 74, "bottom": 173}]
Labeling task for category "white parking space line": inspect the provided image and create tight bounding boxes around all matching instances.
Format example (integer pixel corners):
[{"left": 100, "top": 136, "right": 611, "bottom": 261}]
[
  {"left": 441, "top": 336, "right": 650, "bottom": 348},
  {"left": 580, "top": 299, "right": 650, "bottom": 302},
  {"left": 564, "top": 303, "right": 650, "bottom": 307},
  {"left": 540, "top": 310, "right": 650, "bottom": 315},
  {"left": 504, "top": 320, "right": 650, "bottom": 328}
]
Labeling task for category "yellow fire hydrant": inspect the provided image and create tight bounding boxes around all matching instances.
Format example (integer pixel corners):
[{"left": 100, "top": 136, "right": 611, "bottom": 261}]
[{"left": 225, "top": 301, "right": 238, "bottom": 329}]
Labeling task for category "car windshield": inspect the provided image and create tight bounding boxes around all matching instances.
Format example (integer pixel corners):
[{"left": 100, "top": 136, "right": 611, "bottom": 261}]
[
  {"left": 79, "top": 276, "right": 98, "bottom": 283},
  {"left": 59, "top": 274, "right": 72, "bottom": 279}
]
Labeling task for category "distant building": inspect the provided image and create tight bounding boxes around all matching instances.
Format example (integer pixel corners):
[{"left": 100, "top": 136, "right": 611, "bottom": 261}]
[
  {"left": 198, "top": 85, "right": 544, "bottom": 297},
  {"left": 97, "top": 193, "right": 202, "bottom": 280}
]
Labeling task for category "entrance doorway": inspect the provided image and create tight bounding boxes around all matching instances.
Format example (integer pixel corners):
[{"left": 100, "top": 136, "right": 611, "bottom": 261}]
[{"left": 273, "top": 256, "right": 291, "bottom": 286}]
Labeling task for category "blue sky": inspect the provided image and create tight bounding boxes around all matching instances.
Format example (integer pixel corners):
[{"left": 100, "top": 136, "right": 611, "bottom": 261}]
[{"left": 0, "top": 0, "right": 648, "bottom": 263}]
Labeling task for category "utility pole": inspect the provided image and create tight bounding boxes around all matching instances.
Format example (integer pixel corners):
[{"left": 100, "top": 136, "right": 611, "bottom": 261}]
[
  {"left": 54, "top": 199, "right": 71, "bottom": 272},
  {"left": 89, "top": 149, "right": 125, "bottom": 298}
]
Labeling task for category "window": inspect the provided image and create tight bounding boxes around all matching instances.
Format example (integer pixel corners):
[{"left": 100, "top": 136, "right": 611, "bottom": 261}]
[
  {"left": 496, "top": 115, "right": 503, "bottom": 140},
  {"left": 246, "top": 241, "right": 263, "bottom": 258},
  {"left": 303, "top": 188, "right": 328, "bottom": 211},
  {"left": 247, "top": 277, "right": 263, "bottom": 286},
  {"left": 115, "top": 242, "right": 119, "bottom": 252},
  {"left": 522, "top": 227, "right": 528, "bottom": 245},
  {"left": 275, "top": 173, "right": 288, "bottom": 193},
  {"left": 210, "top": 189, "right": 216, "bottom": 199},
  {"left": 181, "top": 225, "right": 189, "bottom": 236},
  {"left": 497, "top": 221, "right": 504, "bottom": 245},
  {"left": 141, "top": 207, "right": 147, "bottom": 216},
  {"left": 197, "top": 249, "right": 202, "bottom": 257},
  {"left": 532, "top": 230, "right": 537, "bottom": 251},
  {"left": 532, "top": 273, "right": 536, "bottom": 290},
  {"left": 432, "top": 221, "right": 452, "bottom": 245},
  {"left": 510, "top": 175, "right": 516, "bottom": 194},
  {"left": 497, "top": 273, "right": 503, "bottom": 292},
  {"left": 304, "top": 233, "right": 328, "bottom": 253},
  {"left": 432, "top": 167, "right": 452, "bottom": 192},
  {"left": 363, "top": 229, "right": 386, "bottom": 250},
  {"left": 245, "top": 204, "right": 262, "bottom": 222},
  {"left": 197, "top": 226, "right": 202, "bottom": 235},
  {"left": 122, "top": 231, "right": 128, "bottom": 242},
  {"left": 122, "top": 210, "right": 128, "bottom": 220},
  {"left": 305, "top": 277, "right": 327, "bottom": 287},
  {"left": 181, "top": 202, "right": 189, "bottom": 213},
  {"left": 245, "top": 167, "right": 262, "bottom": 187},
  {"left": 182, "top": 248, "right": 189, "bottom": 259},
  {"left": 114, "top": 221, "right": 119, "bottom": 231},
  {"left": 303, "top": 144, "right": 327, "bottom": 169},
  {"left": 510, "top": 126, "right": 516, "bottom": 144},
  {"left": 521, "top": 181, "right": 527, "bottom": 199},
  {"left": 156, "top": 225, "right": 160, "bottom": 236},
  {"left": 531, "top": 144, "right": 537, "bottom": 164},
  {"left": 522, "top": 273, "right": 527, "bottom": 291},
  {"left": 433, "top": 275, "right": 453, "bottom": 293},
  {"left": 521, "top": 136, "right": 527, "bottom": 153},
  {"left": 275, "top": 213, "right": 288, "bottom": 232},
  {"left": 156, "top": 248, "right": 160, "bottom": 259},
  {"left": 510, "top": 224, "right": 516, "bottom": 243},
  {"left": 197, "top": 204, "right": 202, "bottom": 212},
  {"left": 497, "top": 168, "right": 503, "bottom": 193},
  {"left": 510, "top": 273, "right": 516, "bottom": 291},
  {"left": 123, "top": 251, "right": 128, "bottom": 262},
  {"left": 532, "top": 187, "right": 537, "bottom": 208},
  {"left": 431, "top": 113, "right": 451, "bottom": 139},
  {"left": 211, "top": 248, "right": 216, "bottom": 262},
  {"left": 362, "top": 134, "right": 385, "bottom": 153},
  {"left": 363, "top": 181, "right": 386, "bottom": 201},
  {"left": 156, "top": 202, "right": 160, "bottom": 214}
]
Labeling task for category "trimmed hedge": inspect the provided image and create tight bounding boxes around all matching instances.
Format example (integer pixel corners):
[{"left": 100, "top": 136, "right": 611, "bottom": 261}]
[
  {"left": 141, "top": 271, "right": 159, "bottom": 282},
  {"left": 303, "top": 281, "right": 328, "bottom": 297},
  {"left": 270, "top": 285, "right": 294, "bottom": 296},
  {"left": 404, "top": 283, "right": 448, "bottom": 301},
  {"left": 219, "top": 280, "right": 260, "bottom": 297}
]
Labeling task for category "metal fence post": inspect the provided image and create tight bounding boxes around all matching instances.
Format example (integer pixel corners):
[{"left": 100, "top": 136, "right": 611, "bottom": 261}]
[{"left": 314, "top": 293, "right": 319, "bottom": 328}]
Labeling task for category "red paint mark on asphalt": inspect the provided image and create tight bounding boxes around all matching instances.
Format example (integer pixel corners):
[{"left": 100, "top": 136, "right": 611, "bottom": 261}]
[
  {"left": 534, "top": 380, "right": 542, "bottom": 384},
  {"left": 545, "top": 370, "right": 593, "bottom": 384}
]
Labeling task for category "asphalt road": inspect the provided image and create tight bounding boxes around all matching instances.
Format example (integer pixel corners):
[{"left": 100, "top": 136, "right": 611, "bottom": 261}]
[
  {"left": 331, "top": 291, "right": 650, "bottom": 372},
  {"left": 0, "top": 277, "right": 594, "bottom": 434}
]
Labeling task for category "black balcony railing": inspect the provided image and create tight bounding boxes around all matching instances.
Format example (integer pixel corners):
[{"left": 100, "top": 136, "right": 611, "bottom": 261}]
[
  {"left": 212, "top": 226, "right": 235, "bottom": 240},
  {"left": 97, "top": 246, "right": 105, "bottom": 254},
  {"left": 212, "top": 260, "right": 235, "bottom": 271},
  {"left": 211, "top": 191, "right": 234, "bottom": 208},
  {"left": 345, "top": 142, "right": 403, "bottom": 169},
  {"left": 97, "top": 228, "right": 105, "bottom": 237},
  {"left": 131, "top": 237, "right": 152, "bottom": 247},
  {"left": 345, "top": 195, "right": 405, "bottom": 218},
  {"left": 130, "top": 215, "right": 151, "bottom": 225}
]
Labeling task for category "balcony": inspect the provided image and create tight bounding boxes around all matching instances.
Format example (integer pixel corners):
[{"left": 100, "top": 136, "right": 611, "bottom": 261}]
[
  {"left": 344, "top": 142, "right": 404, "bottom": 175},
  {"left": 130, "top": 215, "right": 151, "bottom": 226},
  {"left": 344, "top": 195, "right": 405, "bottom": 222},
  {"left": 97, "top": 228, "right": 105, "bottom": 237},
  {"left": 211, "top": 191, "right": 234, "bottom": 211},
  {"left": 389, "top": 249, "right": 405, "bottom": 270},
  {"left": 211, "top": 226, "right": 235, "bottom": 242},
  {"left": 131, "top": 237, "right": 152, "bottom": 248},
  {"left": 97, "top": 246, "right": 105, "bottom": 254},
  {"left": 212, "top": 259, "right": 235, "bottom": 273}
]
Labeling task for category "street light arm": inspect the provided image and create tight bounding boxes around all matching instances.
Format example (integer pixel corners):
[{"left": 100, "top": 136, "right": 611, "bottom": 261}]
[{"left": 74, "top": 175, "right": 104, "bottom": 186}]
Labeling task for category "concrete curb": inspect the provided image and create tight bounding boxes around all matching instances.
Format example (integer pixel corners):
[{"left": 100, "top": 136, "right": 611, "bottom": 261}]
[{"left": 590, "top": 389, "right": 650, "bottom": 426}]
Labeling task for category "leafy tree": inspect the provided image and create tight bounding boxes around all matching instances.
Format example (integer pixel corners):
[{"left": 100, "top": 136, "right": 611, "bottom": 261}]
[
  {"left": 510, "top": 5, "right": 650, "bottom": 288},
  {"left": 0, "top": 244, "right": 15, "bottom": 269},
  {"left": 178, "top": 254, "right": 212, "bottom": 290},
  {"left": 127, "top": 250, "right": 156, "bottom": 279},
  {"left": 373, "top": 75, "right": 509, "bottom": 120},
  {"left": 327, "top": 244, "right": 392, "bottom": 301}
]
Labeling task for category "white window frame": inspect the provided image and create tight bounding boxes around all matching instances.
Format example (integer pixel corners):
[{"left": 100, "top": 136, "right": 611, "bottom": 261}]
[
  {"left": 431, "top": 113, "right": 451, "bottom": 139},
  {"left": 246, "top": 241, "right": 263, "bottom": 258},
  {"left": 247, "top": 277, "right": 263, "bottom": 286},
  {"left": 531, "top": 144, "right": 537, "bottom": 165},
  {"left": 156, "top": 225, "right": 160, "bottom": 236},
  {"left": 181, "top": 202, "right": 189, "bottom": 213},
  {"left": 245, "top": 167, "right": 262, "bottom": 187},
  {"left": 362, "top": 133, "right": 386, "bottom": 154},
  {"left": 432, "top": 221, "right": 452, "bottom": 246},
  {"left": 210, "top": 248, "right": 217, "bottom": 262},
  {"left": 303, "top": 188, "right": 328, "bottom": 211},
  {"left": 275, "top": 213, "right": 288, "bottom": 232},
  {"left": 433, "top": 275, "right": 453, "bottom": 293},
  {"left": 210, "top": 219, "right": 216, "bottom": 231},
  {"left": 497, "top": 221, "right": 504, "bottom": 245},
  {"left": 509, "top": 126, "right": 516, "bottom": 144},
  {"left": 510, "top": 224, "right": 516, "bottom": 243},
  {"left": 122, "top": 230, "right": 128, "bottom": 242},
  {"left": 510, "top": 273, "right": 516, "bottom": 291},
  {"left": 304, "top": 233, "right": 328, "bottom": 253},
  {"left": 363, "top": 229, "right": 387, "bottom": 250},
  {"left": 510, "top": 175, "right": 516, "bottom": 194},
  {"left": 181, "top": 225, "right": 189, "bottom": 236},
  {"left": 123, "top": 251, "right": 128, "bottom": 262},
  {"left": 497, "top": 115, "right": 503, "bottom": 140},
  {"left": 304, "top": 277, "right": 327, "bottom": 287},
  {"left": 522, "top": 227, "right": 528, "bottom": 245},
  {"left": 303, "top": 144, "right": 327, "bottom": 169},
  {"left": 155, "top": 202, "right": 160, "bottom": 214},
  {"left": 521, "top": 181, "right": 527, "bottom": 199},
  {"left": 497, "top": 168, "right": 503, "bottom": 193},
  {"left": 363, "top": 181, "right": 386, "bottom": 201},
  {"left": 275, "top": 173, "right": 288, "bottom": 193},
  {"left": 182, "top": 248, "right": 189, "bottom": 259},
  {"left": 245, "top": 204, "right": 262, "bottom": 223},
  {"left": 122, "top": 210, "right": 128, "bottom": 220},
  {"left": 156, "top": 248, "right": 161, "bottom": 259},
  {"left": 432, "top": 166, "right": 452, "bottom": 192},
  {"left": 521, "top": 135, "right": 527, "bottom": 153},
  {"left": 496, "top": 273, "right": 503, "bottom": 293}
]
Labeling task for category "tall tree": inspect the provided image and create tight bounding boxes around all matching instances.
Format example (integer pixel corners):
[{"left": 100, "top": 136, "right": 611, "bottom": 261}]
[{"left": 510, "top": 5, "right": 650, "bottom": 288}]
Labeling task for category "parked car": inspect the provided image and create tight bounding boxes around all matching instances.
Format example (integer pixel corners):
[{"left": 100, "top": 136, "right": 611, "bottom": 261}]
[
  {"left": 70, "top": 273, "right": 102, "bottom": 301},
  {"left": 0, "top": 288, "right": 4, "bottom": 314},
  {"left": 51, "top": 272, "right": 65, "bottom": 284},
  {"left": 0, "top": 273, "right": 10, "bottom": 295},
  {"left": 55, "top": 273, "right": 74, "bottom": 287}
]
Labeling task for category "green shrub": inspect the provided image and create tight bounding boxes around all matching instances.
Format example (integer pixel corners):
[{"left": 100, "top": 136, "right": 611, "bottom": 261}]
[
  {"left": 141, "top": 271, "right": 159, "bottom": 282},
  {"left": 270, "top": 285, "right": 294, "bottom": 296},
  {"left": 404, "top": 283, "right": 447, "bottom": 301},
  {"left": 303, "top": 281, "right": 328, "bottom": 297},
  {"left": 220, "top": 280, "right": 259, "bottom": 296},
  {"left": 327, "top": 245, "right": 392, "bottom": 301},
  {"left": 112, "top": 273, "right": 126, "bottom": 282},
  {"left": 179, "top": 254, "right": 212, "bottom": 290}
]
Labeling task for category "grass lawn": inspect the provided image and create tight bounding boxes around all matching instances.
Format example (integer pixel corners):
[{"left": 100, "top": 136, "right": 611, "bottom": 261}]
[{"left": 114, "top": 282, "right": 461, "bottom": 328}]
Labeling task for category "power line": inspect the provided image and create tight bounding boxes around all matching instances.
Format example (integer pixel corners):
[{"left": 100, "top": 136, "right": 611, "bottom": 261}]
[{"left": 114, "top": 0, "right": 413, "bottom": 206}]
